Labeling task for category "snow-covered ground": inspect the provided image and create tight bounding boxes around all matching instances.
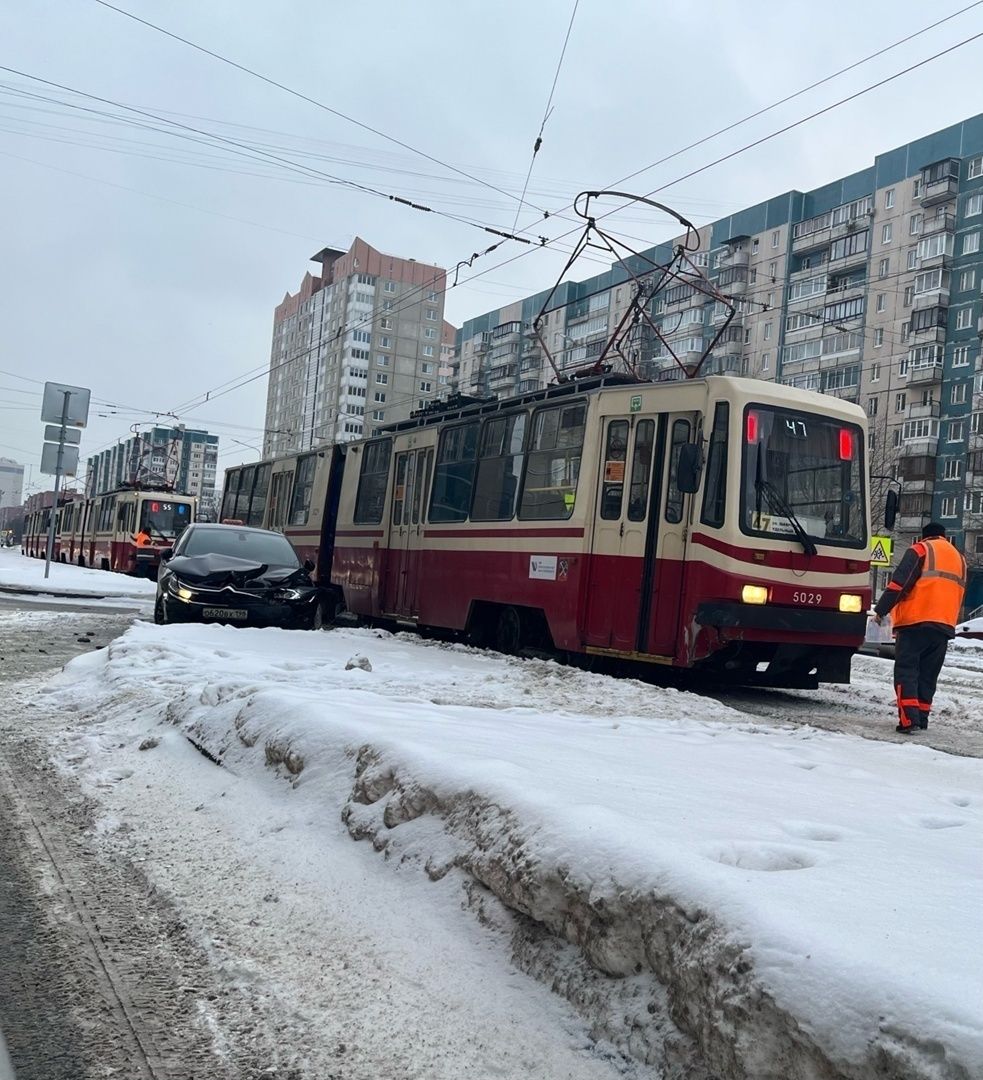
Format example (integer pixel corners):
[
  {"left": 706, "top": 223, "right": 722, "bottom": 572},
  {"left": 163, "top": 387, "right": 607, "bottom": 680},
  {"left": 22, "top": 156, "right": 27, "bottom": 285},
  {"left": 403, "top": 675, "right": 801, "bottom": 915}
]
[
  {"left": 0, "top": 548, "right": 156, "bottom": 599},
  {"left": 38, "top": 621, "right": 982, "bottom": 1080}
]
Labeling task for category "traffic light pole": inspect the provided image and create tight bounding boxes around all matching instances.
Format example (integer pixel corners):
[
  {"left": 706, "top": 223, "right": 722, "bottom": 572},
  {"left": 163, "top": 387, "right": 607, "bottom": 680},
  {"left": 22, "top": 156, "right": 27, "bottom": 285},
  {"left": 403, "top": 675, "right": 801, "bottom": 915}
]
[{"left": 43, "top": 391, "right": 71, "bottom": 580}]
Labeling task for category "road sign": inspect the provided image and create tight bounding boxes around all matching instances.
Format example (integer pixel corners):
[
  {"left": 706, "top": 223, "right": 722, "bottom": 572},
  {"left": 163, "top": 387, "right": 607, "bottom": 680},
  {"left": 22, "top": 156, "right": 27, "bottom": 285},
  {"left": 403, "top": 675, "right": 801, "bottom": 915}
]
[
  {"left": 40, "top": 442, "right": 79, "bottom": 477},
  {"left": 44, "top": 424, "right": 81, "bottom": 445},
  {"left": 870, "top": 535, "right": 893, "bottom": 566},
  {"left": 40, "top": 382, "right": 90, "bottom": 427}
]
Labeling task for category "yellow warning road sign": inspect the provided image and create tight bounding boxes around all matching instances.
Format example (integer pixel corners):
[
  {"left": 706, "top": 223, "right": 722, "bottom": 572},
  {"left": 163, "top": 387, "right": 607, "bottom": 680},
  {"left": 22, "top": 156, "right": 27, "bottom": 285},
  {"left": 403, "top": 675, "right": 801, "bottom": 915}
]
[{"left": 870, "top": 535, "right": 893, "bottom": 566}]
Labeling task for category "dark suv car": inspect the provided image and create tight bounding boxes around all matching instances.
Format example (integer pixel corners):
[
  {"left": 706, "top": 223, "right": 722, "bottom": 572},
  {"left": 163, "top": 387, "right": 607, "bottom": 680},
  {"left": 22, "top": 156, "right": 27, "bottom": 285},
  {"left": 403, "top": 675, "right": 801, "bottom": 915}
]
[{"left": 154, "top": 523, "right": 322, "bottom": 629}]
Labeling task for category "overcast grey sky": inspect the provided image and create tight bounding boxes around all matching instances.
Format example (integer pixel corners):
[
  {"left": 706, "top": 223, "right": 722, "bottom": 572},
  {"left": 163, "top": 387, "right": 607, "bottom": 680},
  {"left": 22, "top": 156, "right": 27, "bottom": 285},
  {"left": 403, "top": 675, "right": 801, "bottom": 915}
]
[{"left": 2, "top": 0, "right": 982, "bottom": 492}]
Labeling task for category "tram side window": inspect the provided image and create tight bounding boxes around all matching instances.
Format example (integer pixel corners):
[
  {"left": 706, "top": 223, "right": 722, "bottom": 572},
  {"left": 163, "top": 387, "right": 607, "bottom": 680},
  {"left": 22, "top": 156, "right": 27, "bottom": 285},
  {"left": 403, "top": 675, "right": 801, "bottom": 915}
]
[
  {"left": 289, "top": 453, "right": 318, "bottom": 526},
  {"left": 99, "top": 498, "right": 116, "bottom": 532},
  {"left": 600, "top": 420, "right": 630, "bottom": 519},
  {"left": 519, "top": 402, "right": 587, "bottom": 520},
  {"left": 233, "top": 466, "right": 255, "bottom": 523},
  {"left": 354, "top": 439, "right": 392, "bottom": 524},
  {"left": 220, "top": 471, "right": 240, "bottom": 522},
  {"left": 701, "top": 402, "right": 729, "bottom": 528},
  {"left": 429, "top": 422, "right": 479, "bottom": 522},
  {"left": 248, "top": 463, "right": 271, "bottom": 528},
  {"left": 665, "top": 419, "right": 692, "bottom": 524},
  {"left": 471, "top": 412, "right": 527, "bottom": 521}
]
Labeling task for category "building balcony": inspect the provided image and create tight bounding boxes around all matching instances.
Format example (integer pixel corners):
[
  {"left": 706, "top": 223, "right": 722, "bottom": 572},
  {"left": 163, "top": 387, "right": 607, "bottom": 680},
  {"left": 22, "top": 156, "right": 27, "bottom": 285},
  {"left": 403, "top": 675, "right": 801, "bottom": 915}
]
[
  {"left": 900, "top": 436, "right": 940, "bottom": 456},
  {"left": 899, "top": 478, "right": 935, "bottom": 495},
  {"left": 909, "top": 325, "right": 947, "bottom": 348},
  {"left": 908, "top": 400, "right": 941, "bottom": 419},
  {"left": 918, "top": 251, "right": 952, "bottom": 272},
  {"left": 899, "top": 513, "right": 933, "bottom": 531},
  {"left": 912, "top": 288, "right": 950, "bottom": 310},
  {"left": 922, "top": 212, "right": 956, "bottom": 236},
  {"left": 791, "top": 228, "right": 831, "bottom": 255},
  {"left": 717, "top": 249, "right": 749, "bottom": 268},
  {"left": 828, "top": 246, "right": 868, "bottom": 270},
  {"left": 703, "top": 355, "right": 742, "bottom": 376},
  {"left": 921, "top": 177, "right": 959, "bottom": 207},
  {"left": 825, "top": 384, "right": 860, "bottom": 403},
  {"left": 826, "top": 278, "right": 867, "bottom": 299},
  {"left": 908, "top": 360, "right": 944, "bottom": 385}
]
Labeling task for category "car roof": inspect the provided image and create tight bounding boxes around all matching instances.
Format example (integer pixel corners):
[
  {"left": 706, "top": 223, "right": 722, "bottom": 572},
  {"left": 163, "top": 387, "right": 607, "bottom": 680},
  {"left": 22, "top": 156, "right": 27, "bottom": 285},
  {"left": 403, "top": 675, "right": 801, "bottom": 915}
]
[{"left": 189, "top": 523, "right": 282, "bottom": 536}]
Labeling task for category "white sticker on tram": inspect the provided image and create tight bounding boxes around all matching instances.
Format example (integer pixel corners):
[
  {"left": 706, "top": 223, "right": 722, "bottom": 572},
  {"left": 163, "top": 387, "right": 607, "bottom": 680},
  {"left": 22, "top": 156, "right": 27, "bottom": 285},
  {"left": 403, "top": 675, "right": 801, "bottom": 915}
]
[{"left": 529, "top": 555, "right": 558, "bottom": 581}]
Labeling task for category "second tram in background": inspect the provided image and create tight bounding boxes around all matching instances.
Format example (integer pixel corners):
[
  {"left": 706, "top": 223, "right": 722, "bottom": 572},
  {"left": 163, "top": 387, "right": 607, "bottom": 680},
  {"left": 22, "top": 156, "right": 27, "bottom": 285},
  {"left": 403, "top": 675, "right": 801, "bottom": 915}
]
[
  {"left": 222, "top": 374, "right": 872, "bottom": 689},
  {"left": 21, "top": 487, "right": 195, "bottom": 578}
]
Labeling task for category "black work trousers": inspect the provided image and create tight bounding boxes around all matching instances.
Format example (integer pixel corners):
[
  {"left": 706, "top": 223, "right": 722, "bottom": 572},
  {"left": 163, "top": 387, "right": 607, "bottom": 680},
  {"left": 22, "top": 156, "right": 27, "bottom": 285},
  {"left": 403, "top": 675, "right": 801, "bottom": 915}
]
[{"left": 894, "top": 625, "right": 950, "bottom": 729}]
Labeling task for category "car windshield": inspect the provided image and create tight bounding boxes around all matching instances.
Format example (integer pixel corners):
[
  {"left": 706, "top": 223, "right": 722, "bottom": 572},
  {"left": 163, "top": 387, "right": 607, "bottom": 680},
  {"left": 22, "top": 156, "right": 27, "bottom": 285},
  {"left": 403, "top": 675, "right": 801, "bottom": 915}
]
[
  {"left": 741, "top": 405, "right": 867, "bottom": 548},
  {"left": 182, "top": 528, "right": 300, "bottom": 566},
  {"left": 140, "top": 499, "right": 192, "bottom": 539}
]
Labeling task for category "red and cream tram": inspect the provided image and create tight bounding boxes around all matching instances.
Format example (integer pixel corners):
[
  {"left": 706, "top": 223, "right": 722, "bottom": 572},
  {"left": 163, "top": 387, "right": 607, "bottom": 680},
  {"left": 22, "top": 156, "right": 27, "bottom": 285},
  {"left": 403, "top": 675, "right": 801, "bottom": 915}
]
[
  {"left": 22, "top": 488, "right": 195, "bottom": 578},
  {"left": 224, "top": 374, "right": 871, "bottom": 688}
]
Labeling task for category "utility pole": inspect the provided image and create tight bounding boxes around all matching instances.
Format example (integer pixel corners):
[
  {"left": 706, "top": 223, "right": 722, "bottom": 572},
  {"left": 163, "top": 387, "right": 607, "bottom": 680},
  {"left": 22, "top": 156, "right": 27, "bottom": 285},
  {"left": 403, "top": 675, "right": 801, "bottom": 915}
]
[{"left": 39, "top": 382, "right": 90, "bottom": 580}]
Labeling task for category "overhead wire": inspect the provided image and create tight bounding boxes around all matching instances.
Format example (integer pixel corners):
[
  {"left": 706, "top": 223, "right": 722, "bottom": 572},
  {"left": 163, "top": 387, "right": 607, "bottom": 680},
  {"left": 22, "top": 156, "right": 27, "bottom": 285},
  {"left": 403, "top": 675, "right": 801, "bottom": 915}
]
[{"left": 510, "top": 0, "right": 580, "bottom": 234}]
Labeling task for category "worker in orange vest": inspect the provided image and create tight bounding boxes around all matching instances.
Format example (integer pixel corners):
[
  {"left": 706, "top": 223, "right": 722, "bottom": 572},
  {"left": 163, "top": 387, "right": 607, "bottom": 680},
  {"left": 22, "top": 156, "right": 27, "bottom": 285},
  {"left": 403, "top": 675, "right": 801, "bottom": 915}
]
[
  {"left": 133, "top": 529, "right": 152, "bottom": 547},
  {"left": 873, "top": 522, "right": 967, "bottom": 734}
]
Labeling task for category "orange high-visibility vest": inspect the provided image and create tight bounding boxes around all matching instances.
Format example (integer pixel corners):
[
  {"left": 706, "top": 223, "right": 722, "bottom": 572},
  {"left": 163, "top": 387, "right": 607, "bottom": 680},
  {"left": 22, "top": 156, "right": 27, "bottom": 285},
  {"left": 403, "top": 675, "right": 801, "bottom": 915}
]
[{"left": 892, "top": 537, "right": 967, "bottom": 629}]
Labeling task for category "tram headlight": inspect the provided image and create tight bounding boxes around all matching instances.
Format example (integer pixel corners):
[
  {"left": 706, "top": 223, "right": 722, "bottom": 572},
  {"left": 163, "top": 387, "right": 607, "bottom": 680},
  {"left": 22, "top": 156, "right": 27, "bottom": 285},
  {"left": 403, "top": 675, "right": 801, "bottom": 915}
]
[
  {"left": 741, "top": 584, "right": 769, "bottom": 605},
  {"left": 839, "top": 593, "right": 863, "bottom": 613}
]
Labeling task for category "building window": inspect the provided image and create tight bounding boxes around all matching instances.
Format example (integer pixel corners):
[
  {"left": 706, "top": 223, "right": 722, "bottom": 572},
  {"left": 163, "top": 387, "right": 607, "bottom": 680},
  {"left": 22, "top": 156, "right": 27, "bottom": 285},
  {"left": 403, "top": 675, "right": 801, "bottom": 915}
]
[
  {"left": 425, "top": 309, "right": 438, "bottom": 321},
  {"left": 763, "top": 322, "right": 772, "bottom": 341},
  {"left": 953, "top": 345, "right": 971, "bottom": 367},
  {"left": 768, "top": 261, "right": 777, "bottom": 279},
  {"left": 959, "top": 270, "right": 976, "bottom": 292},
  {"left": 867, "top": 397, "right": 879, "bottom": 417},
  {"left": 909, "top": 213, "right": 922, "bottom": 235},
  {"left": 426, "top": 290, "right": 439, "bottom": 302},
  {"left": 903, "top": 286, "right": 914, "bottom": 307},
  {"left": 876, "top": 294, "right": 886, "bottom": 313},
  {"left": 956, "top": 309, "right": 973, "bottom": 330},
  {"left": 419, "top": 381, "right": 433, "bottom": 393},
  {"left": 893, "top": 428, "right": 903, "bottom": 448},
  {"left": 383, "top": 299, "right": 394, "bottom": 311},
  {"left": 881, "top": 223, "right": 893, "bottom": 245},
  {"left": 963, "top": 231, "right": 981, "bottom": 256},
  {"left": 874, "top": 328, "right": 884, "bottom": 347},
  {"left": 376, "top": 372, "right": 389, "bottom": 385},
  {"left": 752, "top": 238, "right": 759, "bottom": 253},
  {"left": 743, "top": 328, "right": 751, "bottom": 344},
  {"left": 907, "top": 249, "right": 917, "bottom": 270},
  {"left": 352, "top": 329, "right": 371, "bottom": 344},
  {"left": 761, "top": 352, "right": 770, "bottom": 371},
  {"left": 380, "top": 317, "right": 393, "bottom": 330},
  {"left": 968, "top": 155, "right": 983, "bottom": 181},
  {"left": 384, "top": 281, "right": 397, "bottom": 293},
  {"left": 372, "top": 410, "right": 385, "bottom": 422},
  {"left": 885, "top": 188, "right": 895, "bottom": 209},
  {"left": 899, "top": 353, "right": 909, "bottom": 376},
  {"left": 966, "top": 193, "right": 983, "bottom": 218},
  {"left": 952, "top": 383, "right": 968, "bottom": 405},
  {"left": 871, "top": 362, "right": 881, "bottom": 381},
  {"left": 878, "top": 258, "right": 890, "bottom": 278},
  {"left": 376, "top": 354, "right": 390, "bottom": 367},
  {"left": 868, "top": 431, "right": 876, "bottom": 450},
  {"left": 949, "top": 420, "right": 965, "bottom": 442},
  {"left": 913, "top": 177, "right": 923, "bottom": 199},
  {"left": 421, "top": 362, "right": 434, "bottom": 374},
  {"left": 374, "top": 391, "right": 386, "bottom": 403},
  {"left": 901, "top": 321, "right": 910, "bottom": 341},
  {"left": 423, "top": 345, "right": 435, "bottom": 356},
  {"left": 941, "top": 496, "right": 957, "bottom": 518},
  {"left": 424, "top": 327, "right": 437, "bottom": 339},
  {"left": 771, "top": 230, "right": 780, "bottom": 249},
  {"left": 379, "top": 336, "right": 392, "bottom": 348},
  {"left": 895, "top": 392, "right": 906, "bottom": 412}
]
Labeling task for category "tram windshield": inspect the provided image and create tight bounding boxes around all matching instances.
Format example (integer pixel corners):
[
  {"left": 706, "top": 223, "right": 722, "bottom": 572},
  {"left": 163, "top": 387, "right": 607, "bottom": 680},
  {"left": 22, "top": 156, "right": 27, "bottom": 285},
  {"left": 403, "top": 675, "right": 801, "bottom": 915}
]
[
  {"left": 139, "top": 499, "right": 192, "bottom": 540},
  {"left": 741, "top": 405, "right": 866, "bottom": 549}
]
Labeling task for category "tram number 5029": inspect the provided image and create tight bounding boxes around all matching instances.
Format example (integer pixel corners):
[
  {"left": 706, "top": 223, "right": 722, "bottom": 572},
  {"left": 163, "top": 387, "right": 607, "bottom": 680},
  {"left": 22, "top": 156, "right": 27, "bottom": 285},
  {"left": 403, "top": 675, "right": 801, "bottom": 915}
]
[{"left": 792, "top": 591, "right": 823, "bottom": 604}]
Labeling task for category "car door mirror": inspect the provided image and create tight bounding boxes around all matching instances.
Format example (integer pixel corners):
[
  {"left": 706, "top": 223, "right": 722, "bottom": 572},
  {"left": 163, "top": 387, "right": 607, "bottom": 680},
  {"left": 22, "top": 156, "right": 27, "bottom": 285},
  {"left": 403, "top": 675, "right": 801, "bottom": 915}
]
[
  {"left": 676, "top": 443, "right": 703, "bottom": 494},
  {"left": 160, "top": 548, "right": 174, "bottom": 561},
  {"left": 303, "top": 558, "right": 316, "bottom": 573}
]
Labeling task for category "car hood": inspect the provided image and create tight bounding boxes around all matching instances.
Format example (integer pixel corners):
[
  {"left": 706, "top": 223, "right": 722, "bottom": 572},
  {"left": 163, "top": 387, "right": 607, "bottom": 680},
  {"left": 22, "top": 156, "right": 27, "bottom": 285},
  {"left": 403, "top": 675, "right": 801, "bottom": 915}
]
[{"left": 167, "top": 554, "right": 310, "bottom": 589}]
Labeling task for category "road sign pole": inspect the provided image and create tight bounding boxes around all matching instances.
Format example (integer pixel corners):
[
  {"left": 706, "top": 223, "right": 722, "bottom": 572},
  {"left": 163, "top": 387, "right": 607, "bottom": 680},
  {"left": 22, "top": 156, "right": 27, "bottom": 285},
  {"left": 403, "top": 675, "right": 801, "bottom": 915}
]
[{"left": 43, "top": 391, "right": 71, "bottom": 580}]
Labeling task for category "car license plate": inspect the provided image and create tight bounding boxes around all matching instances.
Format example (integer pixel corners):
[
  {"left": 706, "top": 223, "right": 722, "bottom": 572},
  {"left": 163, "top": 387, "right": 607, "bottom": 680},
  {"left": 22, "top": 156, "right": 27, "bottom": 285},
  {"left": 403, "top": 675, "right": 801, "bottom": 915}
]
[{"left": 202, "top": 607, "right": 248, "bottom": 620}]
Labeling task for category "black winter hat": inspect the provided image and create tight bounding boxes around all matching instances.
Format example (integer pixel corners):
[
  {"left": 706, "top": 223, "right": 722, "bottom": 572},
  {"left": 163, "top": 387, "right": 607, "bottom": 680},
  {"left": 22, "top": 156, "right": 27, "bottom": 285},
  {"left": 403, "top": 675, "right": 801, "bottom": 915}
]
[{"left": 922, "top": 522, "right": 946, "bottom": 539}]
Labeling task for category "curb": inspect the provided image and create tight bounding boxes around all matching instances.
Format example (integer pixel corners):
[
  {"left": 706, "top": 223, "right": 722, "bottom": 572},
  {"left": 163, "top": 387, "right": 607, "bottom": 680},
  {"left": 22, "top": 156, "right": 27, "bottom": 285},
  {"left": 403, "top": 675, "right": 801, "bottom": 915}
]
[{"left": 0, "top": 584, "right": 149, "bottom": 602}]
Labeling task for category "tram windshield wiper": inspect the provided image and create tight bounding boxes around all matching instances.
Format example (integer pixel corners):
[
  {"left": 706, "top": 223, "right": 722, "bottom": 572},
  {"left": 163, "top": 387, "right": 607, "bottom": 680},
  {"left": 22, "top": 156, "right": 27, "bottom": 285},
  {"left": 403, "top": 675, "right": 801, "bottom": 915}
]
[{"left": 755, "top": 477, "right": 817, "bottom": 557}]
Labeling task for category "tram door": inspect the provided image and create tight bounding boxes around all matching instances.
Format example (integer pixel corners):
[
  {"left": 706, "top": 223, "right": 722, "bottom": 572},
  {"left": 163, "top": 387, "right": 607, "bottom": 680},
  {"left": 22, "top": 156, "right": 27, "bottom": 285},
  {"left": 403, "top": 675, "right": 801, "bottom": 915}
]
[
  {"left": 584, "top": 411, "right": 696, "bottom": 656},
  {"left": 384, "top": 445, "right": 434, "bottom": 618}
]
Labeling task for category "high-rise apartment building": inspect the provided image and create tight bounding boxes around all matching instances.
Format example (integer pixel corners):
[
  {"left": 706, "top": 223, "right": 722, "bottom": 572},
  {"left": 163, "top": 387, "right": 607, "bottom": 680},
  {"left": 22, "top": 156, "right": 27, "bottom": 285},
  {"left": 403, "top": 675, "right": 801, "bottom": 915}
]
[
  {"left": 85, "top": 426, "right": 219, "bottom": 515},
  {"left": 454, "top": 113, "right": 983, "bottom": 608},
  {"left": 263, "top": 238, "right": 448, "bottom": 456},
  {"left": 0, "top": 458, "right": 24, "bottom": 510}
]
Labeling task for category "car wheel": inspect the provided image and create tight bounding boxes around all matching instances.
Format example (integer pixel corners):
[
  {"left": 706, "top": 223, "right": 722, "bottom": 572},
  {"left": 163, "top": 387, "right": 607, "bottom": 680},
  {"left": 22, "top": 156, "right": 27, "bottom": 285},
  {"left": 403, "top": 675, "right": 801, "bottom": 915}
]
[
  {"left": 494, "top": 606, "right": 523, "bottom": 655},
  {"left": 154, "top": 595, "right": 168, "bottom": 625}
]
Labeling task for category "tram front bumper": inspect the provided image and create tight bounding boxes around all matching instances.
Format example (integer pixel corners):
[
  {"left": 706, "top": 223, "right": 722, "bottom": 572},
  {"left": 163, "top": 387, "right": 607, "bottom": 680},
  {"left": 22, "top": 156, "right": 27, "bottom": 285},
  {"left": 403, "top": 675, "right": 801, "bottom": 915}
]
[{"left": 696, "top": 601, "right": 867, "bottom": 639}]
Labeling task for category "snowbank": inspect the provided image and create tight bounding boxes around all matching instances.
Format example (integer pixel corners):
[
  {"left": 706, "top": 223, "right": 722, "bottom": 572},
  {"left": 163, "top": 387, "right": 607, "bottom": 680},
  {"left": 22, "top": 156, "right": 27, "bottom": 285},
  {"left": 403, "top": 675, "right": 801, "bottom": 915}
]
[
  {"left": 0, "top": 548, "right": 156, "bottom": 598},
  {"left": 48, "top": 623, "right": 983, "bottom": 1080}
]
